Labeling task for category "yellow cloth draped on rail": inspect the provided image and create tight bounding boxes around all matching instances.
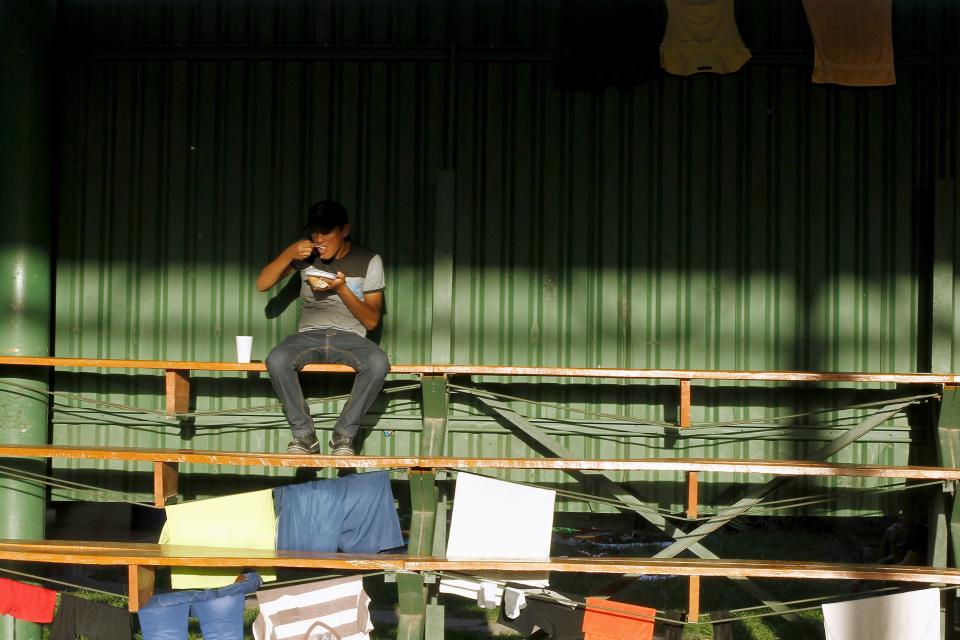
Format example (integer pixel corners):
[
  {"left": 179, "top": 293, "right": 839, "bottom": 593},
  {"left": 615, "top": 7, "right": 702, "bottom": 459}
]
[{"left": 158, "top": 488, "right": 277, "bottom": 589}]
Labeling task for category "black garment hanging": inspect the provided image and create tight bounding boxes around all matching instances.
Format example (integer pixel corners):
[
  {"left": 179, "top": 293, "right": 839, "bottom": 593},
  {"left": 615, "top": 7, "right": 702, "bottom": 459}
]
[
  {"left": 496, "top": 584, "right": 585, "bottom": 640},
  {"left": 49, "top": 595, "right": 132, "bottom": 640},
  {"left": 654, "top": 610, "right": 684, "bottom": 640}
]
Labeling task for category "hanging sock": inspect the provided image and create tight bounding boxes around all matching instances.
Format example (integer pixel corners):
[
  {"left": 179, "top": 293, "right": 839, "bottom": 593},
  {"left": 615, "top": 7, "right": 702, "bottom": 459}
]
[
  {"left": 502, "top": 587, "right": 527, "bottom": 620},
  {"left": 0, "top": 576, "right": 57, "bottom": 623},
  {"left": 49, "top": 595, "right": 132, "bottom": 640},
  {"left": 660, "top": 0, "right": 751, "bottom": 76},
  {"left": 477, "top": 581, "right": 500, "bottom": 609},
  {"left": 801, "top": 0, "right": 895, "bottom": 86}
]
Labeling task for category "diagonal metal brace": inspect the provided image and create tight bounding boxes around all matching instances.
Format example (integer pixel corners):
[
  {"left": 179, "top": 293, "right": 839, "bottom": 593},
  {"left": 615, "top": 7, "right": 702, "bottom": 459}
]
[
  {"left": 654, "top": 398, "right": 915, "bottom": 559},
  {"left": 472, "top": 393, "right": 804, "bottom": 619}
]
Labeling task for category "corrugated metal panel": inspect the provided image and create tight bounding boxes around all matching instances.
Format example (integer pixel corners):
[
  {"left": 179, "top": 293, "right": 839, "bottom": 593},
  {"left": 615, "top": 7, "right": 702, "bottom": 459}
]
[{"left": 50, "top": 0, "right": 953, "bottom": 515}]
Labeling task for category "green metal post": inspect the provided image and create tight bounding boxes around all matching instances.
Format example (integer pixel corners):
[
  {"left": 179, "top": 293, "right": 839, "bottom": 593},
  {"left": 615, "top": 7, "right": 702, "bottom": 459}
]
[
  {"left": 0, "top": 2, "right": 56, "bottom": 640},
  {"left": 397, "top": 375, "right": 449, "bottom": 640},
  {"left": 932, "top": 180, "right": 960, "bottom": 639}
]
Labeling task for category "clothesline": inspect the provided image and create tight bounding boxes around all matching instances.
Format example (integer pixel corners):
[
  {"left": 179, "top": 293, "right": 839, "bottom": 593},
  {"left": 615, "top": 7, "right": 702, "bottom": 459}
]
[
  {"left": 0, "top": 379, "right": 420, "bottom": 421},
  {"left": 1, "top": 378, "right": 927, "bottom": 435},
  {"left": 0, "top": 565, "right": 124, "bottom": 599},
  {"left": 450, "top": 383, "right": 933, "bottom": 432}
]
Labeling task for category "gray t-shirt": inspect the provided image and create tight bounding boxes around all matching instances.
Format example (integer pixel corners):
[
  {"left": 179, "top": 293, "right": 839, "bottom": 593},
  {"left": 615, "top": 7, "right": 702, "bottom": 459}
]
[{"left": 297, "top": 243, "right": 385, "bottom": 337}]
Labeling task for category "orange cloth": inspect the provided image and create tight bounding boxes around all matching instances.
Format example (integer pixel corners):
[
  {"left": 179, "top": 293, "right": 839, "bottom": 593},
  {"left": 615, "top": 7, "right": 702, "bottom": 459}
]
[
  {"left": 801, "top": 0, "right": 895, "bottom": 86},
  {"left": 582, "top": 597, "right": 656, "bottom": 640}
]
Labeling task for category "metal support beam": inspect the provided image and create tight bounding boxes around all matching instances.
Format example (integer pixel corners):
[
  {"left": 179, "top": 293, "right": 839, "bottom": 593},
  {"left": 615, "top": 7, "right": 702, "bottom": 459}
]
[
  {"left": 473, "top": 393, "right": 802, "bottom": 620},
  {"left": 397, "top": 375, "right": 449, "bottom": 640},
  {"left": 0, "top": 3, "right": 55, "bottom": 640},
  {"left": 397, "top": 470, "right": 436, "bottom": 640},
  {"left": 654, "top": 399, "right": 913, "bottom": 559},
  {"left": 936, "top": 386, "right": 960, "bottom": 640}
]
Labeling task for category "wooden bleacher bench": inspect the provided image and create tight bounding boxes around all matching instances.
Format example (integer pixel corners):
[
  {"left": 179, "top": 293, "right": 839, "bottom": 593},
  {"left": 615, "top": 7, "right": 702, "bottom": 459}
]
[
  {"left": 1, "top": 444, "right": 959, "bottom": 508},
  {"left": 0, "top": 354, "right": 953, "bottom": 419},
  {"left": 2, "top": 355, "right": 956, "bottom": 383},
  {"left": 1, "top": 355, "right": 956, "bottom": 622},
  {"left": 1, "top": 539, "right": 959, "bottom": 612}
]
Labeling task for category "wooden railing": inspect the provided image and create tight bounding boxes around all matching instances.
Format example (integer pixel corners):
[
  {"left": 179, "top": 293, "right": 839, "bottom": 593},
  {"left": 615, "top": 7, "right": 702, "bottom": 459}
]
[{"left": 2, "top": 539, "right": 960, "bottom": 613}]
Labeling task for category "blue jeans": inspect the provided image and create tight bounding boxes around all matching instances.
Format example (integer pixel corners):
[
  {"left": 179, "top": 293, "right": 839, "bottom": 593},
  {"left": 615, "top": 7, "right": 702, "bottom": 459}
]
[
  {"left": 265, "top": 328, "right": 390, "bottom": 440},
  {"left": 138, "top": 573, "right": 261, "bottom": 640}
]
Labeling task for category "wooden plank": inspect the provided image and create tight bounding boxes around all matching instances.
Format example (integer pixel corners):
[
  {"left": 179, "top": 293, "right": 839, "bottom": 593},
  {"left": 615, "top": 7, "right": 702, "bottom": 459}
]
[
  {"left": 152, "top": 461, "right": 178, "bottom": 507},
  {"left": 679, "top": 378, "right": 699, "bottom": 622},
  {"left": 2, "top": 540, "right": 960, "bottom": 584},
  {"left": 128, "top": 565, "right": 155, "bottom": 612},
  {"left": 0, "top": 355, "right": 955, "bottom": 383},
  {"left": 404, "top": 557, "right": 960, "bottom": 584},
  {"left": 164, "top": 370, "right": 190, "bottom": 416},
  {"left": 0, "top": 540, "right": 413, "bottom": 569},
  {"left": 685, "top": 470, "right": 700, "bottom": 621},
  {"left": 2, "top": 445, "right": 959, "bottom": 478},
  {"left": 679, "top": 380, "right": 692, "bottom": 428},
  {"left": 687, "top": 576, "right": 700, "bottom": 623}
]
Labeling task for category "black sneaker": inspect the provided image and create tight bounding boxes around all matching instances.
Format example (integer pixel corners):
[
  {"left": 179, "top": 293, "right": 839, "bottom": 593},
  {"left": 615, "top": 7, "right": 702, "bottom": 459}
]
[
  {"left": 329, "top": 433, "right": 355, "bottom": 456},
  {"left": 286, "top": 433, "right": 320, "bottom": 454}
]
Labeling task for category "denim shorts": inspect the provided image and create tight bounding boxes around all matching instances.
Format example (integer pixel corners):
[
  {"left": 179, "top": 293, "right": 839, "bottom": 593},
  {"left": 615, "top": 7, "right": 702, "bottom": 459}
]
[{"left": 138, "top": 573, "right": 262, "bottom": 640}]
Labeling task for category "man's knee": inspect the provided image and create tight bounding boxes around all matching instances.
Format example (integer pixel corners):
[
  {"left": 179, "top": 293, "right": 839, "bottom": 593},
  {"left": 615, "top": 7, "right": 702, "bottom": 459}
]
[
  {"left": 265, "top": 348, "right": 291, "bottom": 373},
  {"left": 367, "top": 351, "right": 391, "bottom": 380}
]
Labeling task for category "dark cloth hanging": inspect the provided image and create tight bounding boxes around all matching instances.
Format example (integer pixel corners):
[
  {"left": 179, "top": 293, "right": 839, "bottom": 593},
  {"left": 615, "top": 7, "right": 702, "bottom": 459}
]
[
  {"left": 654, "top": 610, "right": 684, "bottom": 640},
  {"left": 0, "top": 577, "right": 57, "bottom": 623},
  {"left": 555, "top": 0, "right": 662, "bottom": 92},
  {"left": 274, "top": 470, "right": 404, "bottom": 553},
  {"left": 496, "top": 584, "right": 585, "bottom": 640},
  {"left": 711, "top": 610, "right": 734, "bottom": 640},
  {"left": 49, "top": 595, "right": 132, "bottom": 640}
]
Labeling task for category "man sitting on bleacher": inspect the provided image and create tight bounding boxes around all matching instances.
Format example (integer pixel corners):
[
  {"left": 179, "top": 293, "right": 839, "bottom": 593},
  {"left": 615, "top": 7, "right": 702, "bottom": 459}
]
[{"left": 256, "top": 200, "right": 389, "bottom": 456}]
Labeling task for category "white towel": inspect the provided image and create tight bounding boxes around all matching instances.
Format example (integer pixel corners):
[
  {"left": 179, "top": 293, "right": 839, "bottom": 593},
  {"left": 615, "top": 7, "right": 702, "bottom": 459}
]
[{"left": 822, "top": 588, "right": 939, "bottom": 640}]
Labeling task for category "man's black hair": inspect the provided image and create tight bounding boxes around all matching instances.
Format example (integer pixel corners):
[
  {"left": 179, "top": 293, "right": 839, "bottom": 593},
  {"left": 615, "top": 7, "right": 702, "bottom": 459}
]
[{"left": 305, "top": 200, "right": 349, "bottom": 234}]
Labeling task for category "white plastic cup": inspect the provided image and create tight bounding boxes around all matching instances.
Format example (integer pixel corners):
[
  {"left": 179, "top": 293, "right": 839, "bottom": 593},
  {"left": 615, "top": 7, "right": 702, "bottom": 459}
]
[{"left": 235, "top": 336, "right": 253, "bottom": 363}]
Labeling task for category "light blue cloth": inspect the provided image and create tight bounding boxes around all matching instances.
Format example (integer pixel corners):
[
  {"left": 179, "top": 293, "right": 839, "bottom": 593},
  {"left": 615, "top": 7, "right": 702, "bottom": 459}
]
[
  {"left": 138, "top": 573, "right": 262, "bottom": 640},
  {"left": 274, "top": 471, "right": 404, "bottom": 553}
]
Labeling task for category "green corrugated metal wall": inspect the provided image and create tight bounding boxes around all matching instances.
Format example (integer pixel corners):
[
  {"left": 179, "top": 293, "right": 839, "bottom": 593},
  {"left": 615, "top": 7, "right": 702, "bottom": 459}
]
[{"left": 47, "top": 0, "right": 959, "bottom": 514}]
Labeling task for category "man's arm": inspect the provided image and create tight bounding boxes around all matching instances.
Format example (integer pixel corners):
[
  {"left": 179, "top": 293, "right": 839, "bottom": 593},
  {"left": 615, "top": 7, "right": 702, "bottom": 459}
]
[
  {"left": 321, "top": 272, "right": 383, "bottom": 331},
  {"left": 256, "top": 240, "right": 314, "bottom": 292}
]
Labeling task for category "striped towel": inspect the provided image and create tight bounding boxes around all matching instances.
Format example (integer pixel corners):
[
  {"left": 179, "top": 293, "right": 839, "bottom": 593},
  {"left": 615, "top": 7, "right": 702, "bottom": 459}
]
[{"left": 252, "top": 576, "right": 373, "bottom": 640}]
